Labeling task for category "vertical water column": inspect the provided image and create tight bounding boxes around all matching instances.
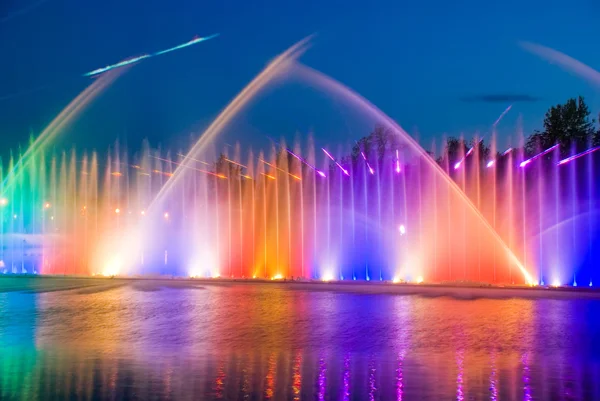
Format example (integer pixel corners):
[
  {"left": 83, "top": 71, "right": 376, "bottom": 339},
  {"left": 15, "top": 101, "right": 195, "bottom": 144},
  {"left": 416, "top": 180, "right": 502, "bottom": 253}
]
[{"left": 569, "top": 143, "right": 578, "bottom": 286}]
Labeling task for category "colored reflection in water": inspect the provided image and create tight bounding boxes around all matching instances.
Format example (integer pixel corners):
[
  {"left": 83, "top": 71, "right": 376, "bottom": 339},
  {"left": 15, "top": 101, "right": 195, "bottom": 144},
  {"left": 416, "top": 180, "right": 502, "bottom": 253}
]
[
  {"left": 522, "top": 353, "right": 532, "bottom": 401},
  {"left": 264, "top": 353, "right": 276, "bottom": 399},
  {"left": 396, "top": 352, "right": 404, "bottom": 401},
  {"left": 0, "top": 281, "right": 599, "bottom": 399},
  {"left": 214, "top": 362, "right": 225, "bottom": 399},
  {"left": 317, "top": 356, "right": 326, "bottom": 401},
  {"left": 342, "top": 353, "right": 351, "bottom": 401},
  {"left": 292, "top": 351, "right": 302, "bottom": 401},
  {"left": 490, "top": 351, "right": 498, "bottom": 401},
  {"left": 368, "top": 356, "right": 378, "bottom": 401},
  {"left": 456, "top": 350, "right": 465, "bottom": 401}
]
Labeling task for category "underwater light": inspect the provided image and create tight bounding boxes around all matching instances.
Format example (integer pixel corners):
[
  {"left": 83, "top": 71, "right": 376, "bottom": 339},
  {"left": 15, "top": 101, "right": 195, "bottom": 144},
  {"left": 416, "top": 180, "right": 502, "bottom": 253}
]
[
  {"left": 102, "top": 259, "right": 122, "bottom": 277},
  {"left": 322, "top": 272, "right": 334, "bottom": 282},
  {"left": 416, "top": 276, "right": 424, "bottom": 284}
]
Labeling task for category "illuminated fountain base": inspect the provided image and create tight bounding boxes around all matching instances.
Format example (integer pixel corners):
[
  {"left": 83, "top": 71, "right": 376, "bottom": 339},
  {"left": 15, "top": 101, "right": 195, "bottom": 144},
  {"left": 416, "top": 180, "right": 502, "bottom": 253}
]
[{"left": 3, "top": 273, "right": 599, "bottom": 299}]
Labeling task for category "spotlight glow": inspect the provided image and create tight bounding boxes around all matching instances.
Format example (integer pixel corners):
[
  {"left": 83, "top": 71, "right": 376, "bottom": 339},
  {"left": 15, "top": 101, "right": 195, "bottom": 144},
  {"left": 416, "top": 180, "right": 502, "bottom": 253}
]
[
  {"left": 486, "top": 160, "right": 495, "bottom": 168},
  {"left": 520, "top": 144, "right": 559, "bottom": 168},
  {"left": 269, "top": 137, "right": 326, "bottom": 178},
  {"left": 552, "top": 279, "right": 560, "bottom": 287},
  {"left": 416, "top": 276, "right": 424, "bottom": 284},
  {"left": 272, "top": 274, "right": 284, "bottom": 280},
  {"left": 102, "top": 259, "right": 122, "bottom": 277},
  {"left": 0, "top": 198, "right": 7, "bottom": 206},
  {"left": 358, "top": 147, "right": 375, "bottom": 174},
  {"left": 322, "top": 148, "right": 350, "bottom": 176},
  {"left": 398, "top": 225, "right": 406, "bottom": 235},
  {"left": 322, "top": 272, "right": 334, "bottom": 282},
  {"left": 83, "top": 34, "right": 219, "bottom": 77},
  {"left": 188, "top": 269, "right": 202, "bottom": 278},
  {"left": 557, "top": 146, "right": 600, "bottom": 165},
  {"left": 259, "top": 159, "right": 301, "bottom": 180}
]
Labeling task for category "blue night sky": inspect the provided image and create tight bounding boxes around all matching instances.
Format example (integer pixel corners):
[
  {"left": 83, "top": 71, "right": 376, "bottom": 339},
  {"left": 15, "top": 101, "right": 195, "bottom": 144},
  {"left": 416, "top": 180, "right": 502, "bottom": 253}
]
[{"left": 1, "top": 0, "right": 599, "bottom": 157}]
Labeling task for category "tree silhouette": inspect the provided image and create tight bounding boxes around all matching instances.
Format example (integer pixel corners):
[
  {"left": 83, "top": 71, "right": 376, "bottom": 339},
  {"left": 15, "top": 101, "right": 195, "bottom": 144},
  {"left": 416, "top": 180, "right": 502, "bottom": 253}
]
[
  {"left": 435, "top": 137, "right": 490, "bottom": 168},
  {"left": 525, "top": 96, "right": 596, "bottom": 156},
  {"left": 351, "top": 125, "right": 402, "bottom": 166}
]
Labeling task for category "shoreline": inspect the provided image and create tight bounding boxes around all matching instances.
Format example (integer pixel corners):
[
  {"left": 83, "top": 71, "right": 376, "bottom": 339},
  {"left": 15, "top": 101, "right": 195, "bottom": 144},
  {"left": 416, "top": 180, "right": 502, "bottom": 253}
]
[{"left": 1, "top": 274, "right": 599, "bottom": 299}]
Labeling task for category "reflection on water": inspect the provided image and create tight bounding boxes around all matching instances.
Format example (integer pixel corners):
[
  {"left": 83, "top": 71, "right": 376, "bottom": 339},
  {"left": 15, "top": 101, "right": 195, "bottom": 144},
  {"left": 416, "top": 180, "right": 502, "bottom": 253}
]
[{"left": 1, "top": 280, "right": 600, "bottom": 399}]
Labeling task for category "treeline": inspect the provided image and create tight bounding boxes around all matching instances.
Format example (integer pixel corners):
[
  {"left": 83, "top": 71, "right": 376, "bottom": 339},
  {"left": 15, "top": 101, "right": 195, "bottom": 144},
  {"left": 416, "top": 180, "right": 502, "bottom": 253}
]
[{"left": 351, "top": 96, "right": 599, "bottom": 169}]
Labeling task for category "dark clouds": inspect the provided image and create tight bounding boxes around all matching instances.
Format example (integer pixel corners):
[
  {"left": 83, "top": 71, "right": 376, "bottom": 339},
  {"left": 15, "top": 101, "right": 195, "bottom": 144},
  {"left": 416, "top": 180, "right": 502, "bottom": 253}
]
[{"left": 460, "top": 94, "right": 541, "bottom": 103}]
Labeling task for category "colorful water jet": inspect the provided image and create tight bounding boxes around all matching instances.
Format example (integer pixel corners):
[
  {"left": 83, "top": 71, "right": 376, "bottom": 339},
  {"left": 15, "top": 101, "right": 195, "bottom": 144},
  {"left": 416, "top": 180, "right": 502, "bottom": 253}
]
[
  {"left": 1, "top": 40, "right": 598, "bottom": 287},
  {"left": 1, "top": 123, "right": 597, "bottom": 285}
]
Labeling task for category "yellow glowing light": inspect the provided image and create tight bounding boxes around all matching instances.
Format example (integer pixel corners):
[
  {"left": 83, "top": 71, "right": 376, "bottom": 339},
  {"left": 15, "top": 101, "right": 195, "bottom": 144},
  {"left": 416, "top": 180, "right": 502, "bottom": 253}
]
[
  {"left": 164, "top": 212, "right": 169, "bottom": 219},
  {"left": 44, "top": 202, "right": 51, "bottom": 209},
  {"left": 212, "top": 273, "right": 221, "bottom": 278},
  {"left": 102, "top": 259, "right": 122, "bottom": 277},
  {"left": 252, "top": 275, "right": 257, "bottom": 279},
  {"left": 272, "top": 274, "right": 283, "bottom": 280},
  {"left": 50, "top": 216, "right": 54, "bottom": 220},
  {"left": 261, "top": 173, "right": 276, "bottom": 180},
  {"left": 0, "top": 198, "right": 7, "bottom": 206},
  {"left": 115, "top": 208, "right": 120, "bottom": 214},
  {"left": 111, "top": 172, "right": 123, "bottom": 177},
  {"left": 416, "top": 276, "right": 424, "bottom": 284},
  {"left": 392, "top": 276, "right": 401, "bottom": 283},
  {"left": 552, "top": 279, "right": 560, "bottom": 287},
  {"left": 322, "top": 272, "right": 334, "bottom": 282}
]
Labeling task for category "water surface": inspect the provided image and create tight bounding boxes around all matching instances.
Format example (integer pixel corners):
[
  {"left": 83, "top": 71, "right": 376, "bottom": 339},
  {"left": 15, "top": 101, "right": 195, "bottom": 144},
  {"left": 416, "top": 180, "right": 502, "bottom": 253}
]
[{"left": 1, "top": 278, "right": 600, "bottom": 400}]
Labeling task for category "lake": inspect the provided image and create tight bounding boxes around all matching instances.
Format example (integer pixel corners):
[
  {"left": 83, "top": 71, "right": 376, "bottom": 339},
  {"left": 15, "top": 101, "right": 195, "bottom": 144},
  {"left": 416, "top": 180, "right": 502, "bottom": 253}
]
[{"left": 1, "top": 278, "right": 600, "bottom": 400}]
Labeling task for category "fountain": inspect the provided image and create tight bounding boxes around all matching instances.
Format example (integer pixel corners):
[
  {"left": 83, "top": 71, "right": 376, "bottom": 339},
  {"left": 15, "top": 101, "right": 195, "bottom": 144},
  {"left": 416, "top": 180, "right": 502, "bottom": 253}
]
[{"left": 1, "top": 39, "right": 598, "bottom": 286}]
